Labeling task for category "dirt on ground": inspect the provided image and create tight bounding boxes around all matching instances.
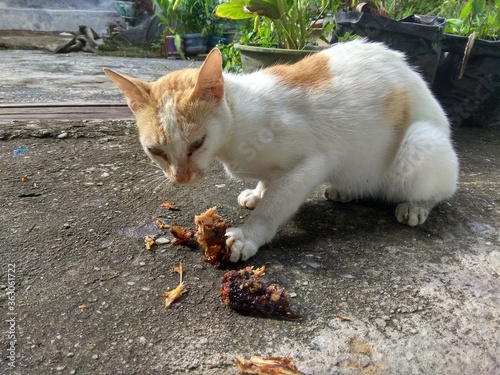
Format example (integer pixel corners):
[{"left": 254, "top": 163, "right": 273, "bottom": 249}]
[{"left": 0, "top": 118, "right": 499, "bottom": 375}]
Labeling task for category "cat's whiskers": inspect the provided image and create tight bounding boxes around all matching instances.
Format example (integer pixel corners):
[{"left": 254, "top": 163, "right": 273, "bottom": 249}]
[
  {"left": 125, "top": 173, "right": 173, "bottom": 212},
  {"left": 140, "top": 174, "right": 166, "bottom": 193}
]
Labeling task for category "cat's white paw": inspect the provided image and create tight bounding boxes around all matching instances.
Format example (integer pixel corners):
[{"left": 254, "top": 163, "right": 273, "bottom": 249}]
[
  {"left": 225, "top": 227, "right": 259, "bottom": 262},
  {"left": 324, "top": 187, "right": 352, "bottom": 203},
  {"left": 395, "top": 203, "right": 430, "bottom": 226},
  {"left": 238, "top": 189, "right": 262, "bottom": 209}
]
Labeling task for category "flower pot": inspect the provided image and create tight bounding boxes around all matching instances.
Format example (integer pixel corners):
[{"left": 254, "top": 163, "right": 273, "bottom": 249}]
[
  {"left": 332, "top": 11, "right": 445, "bottom": 84},
  {"left": 183, "top": 33, "right": 207, "bottom": 55},
  {"left": 432, "top": 34, "right": 500, "bottom": 127},
  {"left": 165, "top": 35, "right": 184, "bottom": 58},
  {"left": 234, "top": 44, "right": 320, "bottom": 73}
]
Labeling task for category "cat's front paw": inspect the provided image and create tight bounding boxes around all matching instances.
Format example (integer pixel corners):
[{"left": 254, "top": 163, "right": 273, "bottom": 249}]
[
  {"left": 238, "top": 189, "right": 263, "bottom": 209},
  {"left": 395, "top": 203, "right": 430, "bottom": 226},
  {"left": 324, "top": 187, "right": 352, "bottom": 203},
  {"left": 226, "top": 227, "right": 258, "bottom": 262}
]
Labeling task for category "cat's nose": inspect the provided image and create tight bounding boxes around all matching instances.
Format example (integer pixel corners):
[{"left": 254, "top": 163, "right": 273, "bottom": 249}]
[
  {"left": 173, "top": 171, "right": 190, "bottom": 184},
  {"left": 169, "top": 165, "right": 190, "bottom": 184},
  {"left": 175, "top": 176, "right": 190, "bottom": 184}
]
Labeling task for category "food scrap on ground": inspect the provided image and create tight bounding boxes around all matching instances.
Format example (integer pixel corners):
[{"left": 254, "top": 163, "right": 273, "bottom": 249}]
[
  {"left": 236, "top": 355, "right": 303, "bottom": 375},
  {"left": 195, "top": 206, "right": 230, "bottom": 266},
  {"left": 220, "top": 266, "right": 298, "bottom": 320},
  {"left": 163, "top": 282, "right": 185, "bottom": 308},
  {"left": 336, "top": 314, "right": 352, "bottom": 321},
  {"left": 174, "top": 262, "right": 184, "bottom": 277},
  {"left": 21, "top": 175, "right": 29, "bottom": 182},
  {"left": 163, "top": 262, "right": 186, "bottom": 308},
  {"left": 144, "top": 235, "right": 155, "bottom": 250},
  {"left": 155, "top": 219, "right": 169, "bottom": 230},
  {"left": 78, "top": 304, "right": 89, "bottom": 310},
  {"left": 169, "top": 225, "right": 197, "bottom": 247},
  {"left": 160, "top": 201, "right": 179, "bottom": 211}
]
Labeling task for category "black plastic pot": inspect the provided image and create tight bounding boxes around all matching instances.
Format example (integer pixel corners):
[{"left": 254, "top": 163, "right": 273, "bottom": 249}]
[
  {"left": 432, "top": 34, "right": 500, "bottom": 127},
  {"left": 332, "top": 11, "right": 445, "bottom": 84},
  {"left": 183, "top": 33, "right": 207, "bottom": 55},
  {"left": 207, "top": 35, "right": 230, "bottom": 52}
]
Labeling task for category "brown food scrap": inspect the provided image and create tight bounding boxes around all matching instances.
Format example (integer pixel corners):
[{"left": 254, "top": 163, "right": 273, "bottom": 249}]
[
  {"left": 78, "top": 304, "right": 89, "bottom": 310},
  {"left": 145, "top": 235, "right": 155, "bottom": 250},
  {"left": 195, "top": 207, "right": 230, "bottom": 266},
  {"left": 160, "top": 201, "right": 180, "bottom": 211},
  {"left": 174, "top": 262, "right": 184, "bottom": 277},
  {"left": 336, "top": 314, "right": 352, "bottom": 321},
  {"left": 169, "top": 225, "right": 197, "bottom": 247},
  {"left": 156, "top": 219, "right": 170, "bottom": 230},
  {"left": 21, "top": 175, "right": 29, "bottom": 182},
  {"left": 236, "top": 355, "right": 303, "bottom": 375},
  {"left": 220, "top": 266, "right": 298, "bottom": 320}
]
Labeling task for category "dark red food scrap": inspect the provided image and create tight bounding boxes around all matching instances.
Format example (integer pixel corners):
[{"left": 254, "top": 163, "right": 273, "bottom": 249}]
[{"left": 220, "top": 266, "right": 298, "bottom": 320}]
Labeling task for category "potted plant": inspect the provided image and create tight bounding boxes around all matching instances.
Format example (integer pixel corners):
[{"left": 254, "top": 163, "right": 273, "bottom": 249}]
[
  {"left": 156, "top": 0, "right": 185, "bottom": 57},
  {"left": 203, "top": 0, "right": 237, "bottom": 51},
  {"left": 331, "top": 1, "right": 446, "bottom": 85},
  {"left": 177, "top": 0, "right": 211, "bottom": 55},
  {"left": 215, "top": 0, "right": 334, "bottom": 72},
  {"left": 432, "top": 0, "right": 500, "bottom": 126},
  {"left": 157, "top": 0, "right": 229, "bottom": 57}
]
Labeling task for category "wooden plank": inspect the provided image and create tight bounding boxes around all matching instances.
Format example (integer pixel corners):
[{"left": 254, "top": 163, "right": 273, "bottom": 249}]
[{"left": 0, "top": 102, "right": 134, "bottom": 120}]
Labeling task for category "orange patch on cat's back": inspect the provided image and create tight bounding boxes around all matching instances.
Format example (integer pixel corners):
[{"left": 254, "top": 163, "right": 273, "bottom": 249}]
[
  {"left": 383, "top": 87, "right": 411, "bottom": 134},
  {"left": 265, "top": 52, "right": 333, "bottom": 89}
]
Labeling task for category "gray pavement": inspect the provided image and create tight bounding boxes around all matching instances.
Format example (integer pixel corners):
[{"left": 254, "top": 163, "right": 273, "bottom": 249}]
[
  {"left": 0, "top": 49, "right": 200, "bottom": 104},
  {"left": 0, "top": 49, "right": 499, "bottom": 375}
]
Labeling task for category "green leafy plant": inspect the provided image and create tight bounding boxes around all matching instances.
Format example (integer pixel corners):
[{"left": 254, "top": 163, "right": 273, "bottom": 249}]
[
  {"left": 156, "top": 0, "right": 233, "bottom": 58},
  {"left": 444, "top": 0, "right": 499, "bottom": 40},
  {"left": 156, "top": 0, "right": 185, "bottom": 57},
  {"left": 215, "top": 0, "right": 333, "bottom": 49},
  {"left": 177, "top": 0, "right": 215, "bottom": 33},
  {"left": 218, "top": 41, "right": 243, "bottom": 72}
]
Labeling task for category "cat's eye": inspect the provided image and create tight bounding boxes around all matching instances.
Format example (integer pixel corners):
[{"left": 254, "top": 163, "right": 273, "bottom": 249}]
[
  {"left": 190, "top": 138, "right": 204, "bottom": 150},
  {"left": 188, "top": 137, "right": 204, "bottom": 156},
  {"left": 147, "top": 147, "right": 168, "bottom": 161}
]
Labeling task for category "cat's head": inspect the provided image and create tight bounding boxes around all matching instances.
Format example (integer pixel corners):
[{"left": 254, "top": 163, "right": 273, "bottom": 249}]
[{"left": 104, "top": 49, "right": 225, "bottom": 184}]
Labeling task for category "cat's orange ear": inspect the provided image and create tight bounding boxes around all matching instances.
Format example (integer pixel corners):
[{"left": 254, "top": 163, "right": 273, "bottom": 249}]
[
  {"left": 190, "top": 48, "right": 224, "bottom": 102},
  {"left": 103, "top": 68, "right": 150, "bottom": 112}
]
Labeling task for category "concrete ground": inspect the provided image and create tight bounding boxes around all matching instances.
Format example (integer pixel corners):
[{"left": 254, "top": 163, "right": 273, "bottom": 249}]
[{"left": 0, "top": 47, "right": 499, "bottom": 375}]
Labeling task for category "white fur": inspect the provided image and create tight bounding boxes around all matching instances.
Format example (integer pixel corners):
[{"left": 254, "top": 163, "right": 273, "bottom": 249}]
[{"left": 202, "top": 40, "right": 458, "bottom": 261}]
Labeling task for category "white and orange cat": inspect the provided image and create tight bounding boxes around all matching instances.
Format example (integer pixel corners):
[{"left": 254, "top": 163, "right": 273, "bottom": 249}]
[{"left": 104, "top": 39, "right": 459, "bottom": 262}]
